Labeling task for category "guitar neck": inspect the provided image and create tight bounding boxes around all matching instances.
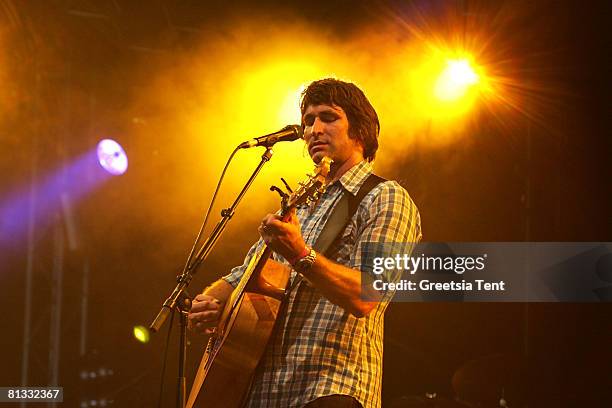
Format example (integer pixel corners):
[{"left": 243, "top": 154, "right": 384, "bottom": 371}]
[{"left": 226, "top": 244, "right": 274, "bottom": 315}]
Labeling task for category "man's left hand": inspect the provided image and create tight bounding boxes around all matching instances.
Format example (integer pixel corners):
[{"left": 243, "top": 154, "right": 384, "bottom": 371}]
[{"left": 258, "top": 209, "right": 306, "bottom": 263}]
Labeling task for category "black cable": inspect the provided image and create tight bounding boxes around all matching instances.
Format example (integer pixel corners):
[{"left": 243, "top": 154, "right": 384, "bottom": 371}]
[
  {"left": 182, "top": 145, "right": 240, "bottom": 273},
  {"left": 157, "top": 308, "right": 175, "bottom": 408}
]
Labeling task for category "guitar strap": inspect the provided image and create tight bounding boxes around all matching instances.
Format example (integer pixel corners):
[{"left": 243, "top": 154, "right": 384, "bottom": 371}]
[
  {"left": 315, "top": 173, "right": 386, "bottom": 256},
  {"left": 287, "top": 173, "right": 386, "bottom": 292}
]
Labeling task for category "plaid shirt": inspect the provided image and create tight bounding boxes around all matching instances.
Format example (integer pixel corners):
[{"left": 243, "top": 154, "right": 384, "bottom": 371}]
[{"left": 223, "top": 160, "right": 422, "bottom": 408}]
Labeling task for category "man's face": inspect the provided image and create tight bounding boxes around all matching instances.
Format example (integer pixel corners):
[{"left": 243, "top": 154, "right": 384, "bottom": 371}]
[{"left": 302, "top": 104, "right": 363, "bottom": 165}]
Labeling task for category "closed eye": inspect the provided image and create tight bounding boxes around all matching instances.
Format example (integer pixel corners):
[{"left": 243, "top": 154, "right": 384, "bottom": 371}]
[
  {"left": 320, "top": 112, "right": 339, "bottom": 122},
  {"left": 303, "top": 114, "right": 315, "bottom": 126},
  {"left": 302, "top": 111, "right": 339, "bottom": 126}
]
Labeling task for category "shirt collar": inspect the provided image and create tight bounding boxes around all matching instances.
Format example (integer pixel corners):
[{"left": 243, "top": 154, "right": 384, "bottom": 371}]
[{"left": 334, "top": 160, "right": 374, "bottom": 196}]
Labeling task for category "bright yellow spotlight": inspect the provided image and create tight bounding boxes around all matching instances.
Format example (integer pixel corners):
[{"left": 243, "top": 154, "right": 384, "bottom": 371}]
[
  {"left": 133, "top": 325, "right": 150, "bottom": 344},
  {"left": 434, "top": 59, "right": 480, "bottom": 102}
]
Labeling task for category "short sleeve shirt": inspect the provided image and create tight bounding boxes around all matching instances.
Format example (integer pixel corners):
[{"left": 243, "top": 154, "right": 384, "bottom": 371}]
[{"left": 223, "top": 160, "right": 422, "bottom": 408}]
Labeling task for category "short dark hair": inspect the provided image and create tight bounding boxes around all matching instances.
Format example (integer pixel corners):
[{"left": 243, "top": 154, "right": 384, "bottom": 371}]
[{"left": 300, "top": 78, "right": 379, "bottom": 161}]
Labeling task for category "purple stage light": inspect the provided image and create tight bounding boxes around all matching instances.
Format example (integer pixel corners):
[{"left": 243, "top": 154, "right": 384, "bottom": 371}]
[{"left": 97, "top": 139, "right": 128, "bottom": 175}]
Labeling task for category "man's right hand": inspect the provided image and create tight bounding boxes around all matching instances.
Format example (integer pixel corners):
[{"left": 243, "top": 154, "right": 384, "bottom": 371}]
[{"left": 188, "top": 294, "right": 223, "bottom": 335}]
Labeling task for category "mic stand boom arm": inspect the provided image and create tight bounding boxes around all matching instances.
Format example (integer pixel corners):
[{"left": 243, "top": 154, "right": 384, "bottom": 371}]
[{"left": 148, "top": 147, "right": 273, "bottom": 408}]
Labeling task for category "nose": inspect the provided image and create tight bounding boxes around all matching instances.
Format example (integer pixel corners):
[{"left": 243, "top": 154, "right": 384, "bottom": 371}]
[
  {"left": 303, "top": 115, "right": 325, "bottom": 143},
  {"left": 312, "top": 116, "right": 325, "bottom": 132}
]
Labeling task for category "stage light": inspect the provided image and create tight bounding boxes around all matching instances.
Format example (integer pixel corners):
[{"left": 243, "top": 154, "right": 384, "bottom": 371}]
[
  {"left": 97, "top": 139, "right": 128, "bottom": 175},
  {"left": 434, "top": 59, "right": 480, "bottom": 102},
  {"left": 1, "top": 142, "right": 121, "bottom": 248},
  {"left": 402, "top": 52, "right": 485, "bottom": 125},
  {"left": 133, "top": 325, "right": 150, "bottom": 344}
]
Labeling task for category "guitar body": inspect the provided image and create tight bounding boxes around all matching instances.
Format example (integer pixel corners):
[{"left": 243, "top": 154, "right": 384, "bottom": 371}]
[{"left": 186, "top": 258, "right": 291, "bottom": 408}]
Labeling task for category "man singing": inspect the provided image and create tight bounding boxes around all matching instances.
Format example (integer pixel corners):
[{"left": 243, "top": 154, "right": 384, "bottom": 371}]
[{"left": 189, "top": 78, "right": 422, "bottom": 408}]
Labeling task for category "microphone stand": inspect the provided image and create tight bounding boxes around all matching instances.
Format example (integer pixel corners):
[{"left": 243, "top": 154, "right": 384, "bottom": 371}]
[{"left": 149, "top": 147, "right": 274, "bottom": 408}]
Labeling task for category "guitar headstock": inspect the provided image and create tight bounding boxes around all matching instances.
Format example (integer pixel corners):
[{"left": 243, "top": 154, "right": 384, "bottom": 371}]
[{"left": 280, "top": 157, "right": 331, "bottom": 215}]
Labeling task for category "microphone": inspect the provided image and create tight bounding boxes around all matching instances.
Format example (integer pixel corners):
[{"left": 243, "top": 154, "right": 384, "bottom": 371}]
[{"left": 238, "top": 125, "right": 303, "bottom": 149}]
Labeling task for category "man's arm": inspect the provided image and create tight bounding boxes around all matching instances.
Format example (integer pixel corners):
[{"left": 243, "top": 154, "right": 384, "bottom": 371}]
[
  {"left": 261, "top": 181, "right": 421, "bottom": 318},
  {"left": 188, "top": 279, "right": 234, "bottom": 334},
  {"left": 299, "top": 253, "right": 376, "bottom": 317},
  {"left": 188, "top": 236, "right": 264, "bottom": 334},
  {"left": 203, "top": 279, "right": 234, "bottom": 302}
]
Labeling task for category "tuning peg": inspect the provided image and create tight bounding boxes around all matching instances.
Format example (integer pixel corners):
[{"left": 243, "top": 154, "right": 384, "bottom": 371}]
[
  {"left": 280, "top": 178, "right": 293, "bottom": 193},
  {"left": 270, "top": 185, "right": 288, "bottom": 199}
]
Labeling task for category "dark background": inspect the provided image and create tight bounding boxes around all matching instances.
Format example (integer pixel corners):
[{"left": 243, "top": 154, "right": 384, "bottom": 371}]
[{"left": 0, "top": 1, "right": 610, "bottom": 407}]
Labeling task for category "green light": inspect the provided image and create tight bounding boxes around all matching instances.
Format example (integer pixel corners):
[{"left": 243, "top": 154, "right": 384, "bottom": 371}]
[{"left": 133, "top": 325, "right": 150, "bottom": 344}]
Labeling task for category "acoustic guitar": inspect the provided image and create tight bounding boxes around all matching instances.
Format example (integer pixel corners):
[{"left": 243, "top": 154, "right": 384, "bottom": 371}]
[{"left": 186, "top": 157, "right": 331, "bottom": 408}]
